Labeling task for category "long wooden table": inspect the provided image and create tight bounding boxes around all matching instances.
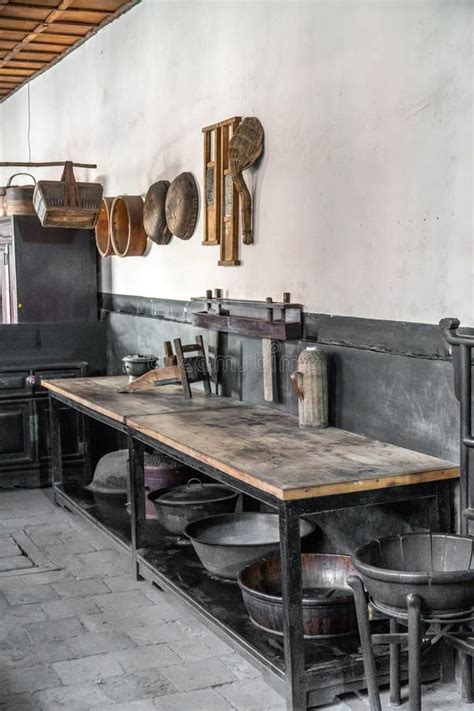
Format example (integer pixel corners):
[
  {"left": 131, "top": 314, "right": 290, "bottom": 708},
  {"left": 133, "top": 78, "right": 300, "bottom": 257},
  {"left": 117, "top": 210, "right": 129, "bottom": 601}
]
[{"left": 43, "top": 376, "right": 458, "bottom": 710}]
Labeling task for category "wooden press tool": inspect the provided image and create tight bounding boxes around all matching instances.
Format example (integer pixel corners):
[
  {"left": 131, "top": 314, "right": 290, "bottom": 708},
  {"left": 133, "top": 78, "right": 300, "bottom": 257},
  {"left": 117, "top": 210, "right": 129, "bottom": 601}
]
[
  {"left": 121, "top": 337, "right": 211, "bottom": 400},
  {"left": 191, "top": 292, "right": 302, "bottom": 403}
]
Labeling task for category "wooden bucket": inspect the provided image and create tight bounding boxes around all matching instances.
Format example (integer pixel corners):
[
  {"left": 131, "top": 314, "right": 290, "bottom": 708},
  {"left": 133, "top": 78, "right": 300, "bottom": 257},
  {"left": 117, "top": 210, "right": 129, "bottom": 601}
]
[
  {"left": 110, "top": 196, "right": 147, "bottom": 257},
  {"left": 4, "top": 173, "right": 36, "bottom": 216},
  {"left": 95, "top": 197, "right": 114, "bottom": 257}
]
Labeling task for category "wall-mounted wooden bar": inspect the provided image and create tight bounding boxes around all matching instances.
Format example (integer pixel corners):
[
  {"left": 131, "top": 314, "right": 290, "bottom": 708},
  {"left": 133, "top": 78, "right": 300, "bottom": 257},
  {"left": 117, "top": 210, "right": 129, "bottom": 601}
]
[
  {"left": 219, "top": 117, "right": 241, "bottom": 266},
  {"left": 192, "top": 311, "right": 302, "bottom": 340},
  {"left": 202, "top": 122, "right": 221, "bottom": 246}
]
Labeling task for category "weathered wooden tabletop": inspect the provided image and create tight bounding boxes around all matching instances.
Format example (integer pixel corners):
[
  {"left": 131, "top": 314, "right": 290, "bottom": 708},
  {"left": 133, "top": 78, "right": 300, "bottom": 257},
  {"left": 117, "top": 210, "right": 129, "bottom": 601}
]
[
  {"left": 129, "top": 407, "right": 458, "bottom": 500},
  {"left": 43, "top": 376, "right": 458, "bottom": 501},
  {"left": 42, "top": 376, "right": 243, "bottom": 424}
]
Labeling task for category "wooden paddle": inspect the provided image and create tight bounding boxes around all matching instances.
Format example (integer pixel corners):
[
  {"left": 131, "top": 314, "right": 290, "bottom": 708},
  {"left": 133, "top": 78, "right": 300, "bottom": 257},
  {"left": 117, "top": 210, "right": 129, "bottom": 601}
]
[{"left": 228, "top": 117, "right": 264, "bottom": 245}]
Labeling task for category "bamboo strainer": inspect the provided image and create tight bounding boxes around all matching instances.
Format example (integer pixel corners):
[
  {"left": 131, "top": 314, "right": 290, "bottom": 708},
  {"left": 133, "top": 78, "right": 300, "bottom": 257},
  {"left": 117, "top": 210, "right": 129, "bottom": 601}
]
[{"left": 228, "top": 117, "right": 264, "bottom": 245}]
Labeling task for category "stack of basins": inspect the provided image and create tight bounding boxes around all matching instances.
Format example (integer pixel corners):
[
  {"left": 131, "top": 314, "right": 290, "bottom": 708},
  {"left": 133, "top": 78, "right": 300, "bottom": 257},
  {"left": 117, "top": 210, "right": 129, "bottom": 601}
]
[{"left": 149, "top": 480, "right": 359, "bottom": 638}]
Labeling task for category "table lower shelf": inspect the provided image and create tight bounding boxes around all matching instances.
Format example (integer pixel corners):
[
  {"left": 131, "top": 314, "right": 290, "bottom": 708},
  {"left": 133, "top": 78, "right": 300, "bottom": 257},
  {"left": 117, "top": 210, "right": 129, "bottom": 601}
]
[{"left": 54, "top": 483, "right": 442, "bottom": 706}]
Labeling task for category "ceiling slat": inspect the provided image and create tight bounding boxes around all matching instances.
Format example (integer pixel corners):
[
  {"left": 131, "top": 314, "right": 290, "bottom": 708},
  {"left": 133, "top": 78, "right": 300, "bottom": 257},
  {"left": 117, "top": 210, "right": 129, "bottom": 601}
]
[{"left": 0, "top": 0, "right": 140, "bottom": 101}]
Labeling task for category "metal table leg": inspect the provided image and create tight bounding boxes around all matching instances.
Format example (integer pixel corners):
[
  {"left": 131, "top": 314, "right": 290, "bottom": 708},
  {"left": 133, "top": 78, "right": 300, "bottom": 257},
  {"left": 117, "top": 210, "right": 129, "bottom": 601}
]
[
  {"left": 279, "top": 502, "right": 306, "bottom": 710},
  {"left": 49, "top": 395, "right": 63, "bottom": 504},
  {"left": 407, "top": 594, "right": 422, "bottom": 711},
  {"left": 128, "top": 435, "right": 146, "bottom": 580},
  {"left": 347, "top": 576, "right": 381, "bottom": 711}
]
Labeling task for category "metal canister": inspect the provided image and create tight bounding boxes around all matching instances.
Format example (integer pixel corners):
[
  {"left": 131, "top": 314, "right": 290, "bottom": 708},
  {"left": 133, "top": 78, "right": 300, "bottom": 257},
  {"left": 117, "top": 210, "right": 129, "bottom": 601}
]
[{"left": 291, "top": 347, "right": 328, "bottom": 429}]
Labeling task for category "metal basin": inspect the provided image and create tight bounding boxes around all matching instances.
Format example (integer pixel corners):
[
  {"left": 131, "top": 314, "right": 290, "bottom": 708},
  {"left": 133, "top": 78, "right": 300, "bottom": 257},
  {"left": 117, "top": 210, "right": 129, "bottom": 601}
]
[
  {"left": 353, "top": 533, "right": 474, "bottom": 616},
  {"left": 238, "top": 553, "right": 357, "bottom": 637},
  {"left": 185, "top": 513, "right": 315, "bottom": 580},
  {"left": 148, "top": 479, "right": 239, "bottom": 534}
]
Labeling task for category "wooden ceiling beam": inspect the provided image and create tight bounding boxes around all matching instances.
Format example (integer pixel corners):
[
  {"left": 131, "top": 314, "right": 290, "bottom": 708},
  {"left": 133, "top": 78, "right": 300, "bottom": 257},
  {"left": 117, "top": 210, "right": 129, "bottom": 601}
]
[
  {"left": 1, "top": 0, "right": 140, "bottom": 101},
  {"left": 0, "top": 0, "right": 76, "bottom": 67}
]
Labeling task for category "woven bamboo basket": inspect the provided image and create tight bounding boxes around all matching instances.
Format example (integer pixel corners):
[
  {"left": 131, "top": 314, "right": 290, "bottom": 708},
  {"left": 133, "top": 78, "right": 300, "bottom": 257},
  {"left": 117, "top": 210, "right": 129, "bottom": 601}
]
[{"left": 33, "top": 162, "right": 103, "bottom": 229}]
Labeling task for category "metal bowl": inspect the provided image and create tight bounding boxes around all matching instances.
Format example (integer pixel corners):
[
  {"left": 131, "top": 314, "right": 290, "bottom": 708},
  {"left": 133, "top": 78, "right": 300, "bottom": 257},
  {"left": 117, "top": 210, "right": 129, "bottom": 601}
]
[
  {"left": 122, "top": 354, "right": 157, "bottom": 378},
  {"left": 185, "top": 513, "right": 315, "bottom": 580},
  {"left": 353, "top": 532, "right": 474, "bottom": 616},
  {"left": 238, "top": 553, "right": 357, "bottom": 637},
  {"left": 148, "top": 478, "right": 239, "bottom": 534}
]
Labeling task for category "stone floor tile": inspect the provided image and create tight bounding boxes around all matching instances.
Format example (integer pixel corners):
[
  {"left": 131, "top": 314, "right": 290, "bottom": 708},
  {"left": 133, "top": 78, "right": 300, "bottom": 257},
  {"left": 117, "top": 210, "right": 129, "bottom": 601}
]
[
  {"left": 0, "top": 641, "right": 75, "bottom": 669},
  {"left": 42, "top": 540, "right": 97, "bottom": 562},
  {"left": 216, "top": 678, "right": 286, "bottom": 710},
  {"left": 168, "top": 631, "right": 233, "bottom": 662},
  {"left": 101, "top": 702, "right": 158, "bottom": 711},
  {"left": 51, "top": 577, "right": 110, "bottom": 599},
  {"left": 78, "top": 612, "right": 114, "bottom": 633},
  {"left": 52, "top": 651, "right": 123, "bottom": 685},
  {"left": 113, "top": 644, "right": 182, "bottom": 673},
  {"left": 127, "top": 618, "right": 209, "bottom": 647},
  {"left": 99, "top": 669, "right": 176, "bottom": 703},
  {"left": 3, "top": 584, "right": 59, "bottom": 606},
  {"left": 91, "top": 589, "right": 155, "bottom": 613},
  {"left": 87, "top": 603, "right": 179, "bottom": 631},
  {"left": 25, "top": 616, "right": 85, "bottom": 642},
  {"left": 68, "top": 629, "right": 134, "bottom": 656},
  {"left": 102, "top": 574, "right": 146, "bottom": 592},
  {"left": 221, "top": 651, "right": 262, "bottom": 680},
  {"left": 1, "top": 604, "right": 47, "bottom": 625},
  {"left": 160, "top": 657, "right": 236, "bottom": 692},
  {"left": 0, "top": 664, "right": 61, "bottom": 694},
  {"left": 153, "top": 687, "right": 236, "bottom": 711},
  {"left": 0, "top": 625, "right": 31, "bottom": 652},
  {"left": 66, "top": 549, "right": 131, "bottom": 579},
  {"left": 0, "top": 693, "right": 42, "bottom": 710},
  {"left": 0, "top": 569, "right": 72, "bottom": 589},
  {"left": 41, "top": 596, "right": 101, "bottom": 620},
  {"left": 35, "top": 681, "right": 111, "bottom": 710}
]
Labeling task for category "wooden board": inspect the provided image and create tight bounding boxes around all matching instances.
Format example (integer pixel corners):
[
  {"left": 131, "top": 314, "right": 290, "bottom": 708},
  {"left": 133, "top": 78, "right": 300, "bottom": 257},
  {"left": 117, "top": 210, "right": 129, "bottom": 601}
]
[
  {"left": 42, "top": 376, "right": 244, "bottom": 424},
  {"left": 127, "top": 407, "right": 458, "bottom": 501}
]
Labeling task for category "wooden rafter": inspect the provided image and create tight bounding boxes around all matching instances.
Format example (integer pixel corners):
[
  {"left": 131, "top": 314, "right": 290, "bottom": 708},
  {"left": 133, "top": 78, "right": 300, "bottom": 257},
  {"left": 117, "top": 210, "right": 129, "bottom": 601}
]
[{"left": 0, "top": 0, "right": 140, "bottom": 100}]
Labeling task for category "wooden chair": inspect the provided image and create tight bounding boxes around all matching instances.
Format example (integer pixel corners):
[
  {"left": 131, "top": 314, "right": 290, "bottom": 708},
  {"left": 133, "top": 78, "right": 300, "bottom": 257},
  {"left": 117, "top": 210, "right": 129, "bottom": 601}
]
[{"left": 124, "top": 336, "right": 211, "bottom": 400}]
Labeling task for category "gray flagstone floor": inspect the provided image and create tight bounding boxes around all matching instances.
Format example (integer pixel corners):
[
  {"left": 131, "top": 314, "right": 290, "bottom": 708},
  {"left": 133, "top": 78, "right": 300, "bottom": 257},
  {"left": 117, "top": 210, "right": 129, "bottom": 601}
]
[{"left": 0, "top": 489, "right": 463, "bottom": 710}]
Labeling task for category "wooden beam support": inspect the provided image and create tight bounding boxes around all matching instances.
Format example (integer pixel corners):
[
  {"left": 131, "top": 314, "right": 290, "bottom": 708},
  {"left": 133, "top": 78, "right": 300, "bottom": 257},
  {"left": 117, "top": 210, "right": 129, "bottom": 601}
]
[{"left": 1, "top": 0, "right": 78, "bottom": 68}]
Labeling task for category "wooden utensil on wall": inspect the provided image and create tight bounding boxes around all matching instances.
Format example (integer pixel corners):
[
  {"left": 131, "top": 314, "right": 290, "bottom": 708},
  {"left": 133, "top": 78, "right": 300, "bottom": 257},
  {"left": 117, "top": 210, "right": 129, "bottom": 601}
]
[
  {"left": 219, "top": 117, "right": 242, "bottom": 266},
  {"left": 229, "top": 117, "right": 264, "bottom": 245},
  {"left": 202, "top": 122, "right": 221, "bottom": 246}
]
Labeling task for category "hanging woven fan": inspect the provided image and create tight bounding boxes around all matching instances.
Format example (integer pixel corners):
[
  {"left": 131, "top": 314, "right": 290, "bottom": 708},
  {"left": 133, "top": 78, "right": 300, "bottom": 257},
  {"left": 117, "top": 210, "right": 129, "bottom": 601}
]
[{"left": 228, "top": 117, "right": 264, "bottom": 245}]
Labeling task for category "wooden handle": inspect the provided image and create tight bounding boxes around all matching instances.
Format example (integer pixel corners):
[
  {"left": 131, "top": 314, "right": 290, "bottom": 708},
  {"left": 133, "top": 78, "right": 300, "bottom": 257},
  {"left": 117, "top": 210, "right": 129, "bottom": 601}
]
[
  {"left": 290, "top": 371, "right": 304, "bottom": 400},
  {"left": 232, "top": 172, "right": 253, "bottom": 245},
  {"left": 0, "top": 161, "right": 97, "bottom": 168}
]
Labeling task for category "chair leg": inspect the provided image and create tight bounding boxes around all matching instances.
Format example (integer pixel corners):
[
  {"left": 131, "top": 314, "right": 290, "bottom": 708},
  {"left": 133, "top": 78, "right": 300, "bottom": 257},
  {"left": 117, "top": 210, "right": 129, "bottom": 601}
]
[
  {"left": 347, "top": 576, "right": 381, "bottom": 711},
  {"left": 407, "top": 593, "right": 422, "bottom": 711},
  {"left": 390, "top": 617, "right": 401, "bottom": 705},
  {"left": 461, "top": 651, "right": 473, "bottom": 703}
]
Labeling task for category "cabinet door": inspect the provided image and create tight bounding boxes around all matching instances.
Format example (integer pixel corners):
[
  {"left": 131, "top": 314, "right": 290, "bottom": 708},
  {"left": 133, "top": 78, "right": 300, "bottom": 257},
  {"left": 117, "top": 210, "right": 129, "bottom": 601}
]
[
  {"left": 0, "top": 399, "right": 37, "bottom": 466},
  {"left": 37, "top": 398, "right": 84, "bottom": 462}
]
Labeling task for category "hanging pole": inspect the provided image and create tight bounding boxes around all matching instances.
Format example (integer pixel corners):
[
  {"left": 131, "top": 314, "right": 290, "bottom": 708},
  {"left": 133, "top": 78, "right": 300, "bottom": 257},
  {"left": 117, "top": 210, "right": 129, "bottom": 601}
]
[{"left": 0, "top": 161, "right": 97, "bottom": 168}]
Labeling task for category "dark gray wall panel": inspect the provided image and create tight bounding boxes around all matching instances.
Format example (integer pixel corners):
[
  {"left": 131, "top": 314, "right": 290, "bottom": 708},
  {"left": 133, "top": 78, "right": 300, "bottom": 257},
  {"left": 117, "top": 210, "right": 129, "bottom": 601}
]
[{"left": 104, "top": 307, "right": 460, "bottom": 463}]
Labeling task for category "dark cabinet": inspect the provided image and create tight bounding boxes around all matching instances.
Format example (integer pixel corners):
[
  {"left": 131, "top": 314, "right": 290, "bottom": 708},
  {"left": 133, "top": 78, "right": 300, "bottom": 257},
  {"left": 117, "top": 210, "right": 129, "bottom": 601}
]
[
  {"left": 0, "top": 215, "right": 97, "bottom": 324},
  {"left": 0, "top": 363, "right": 87, "bottom": 488},
  {"left": 0, "top": 398, "right": 36, "bottom": 467}
]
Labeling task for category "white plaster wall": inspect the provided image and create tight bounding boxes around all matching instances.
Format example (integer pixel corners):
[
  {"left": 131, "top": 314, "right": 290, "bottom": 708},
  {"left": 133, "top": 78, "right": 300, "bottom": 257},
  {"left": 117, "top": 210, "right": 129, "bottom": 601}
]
[{"left": 1, "top": 0, "right": 472, "bottom": 324}]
